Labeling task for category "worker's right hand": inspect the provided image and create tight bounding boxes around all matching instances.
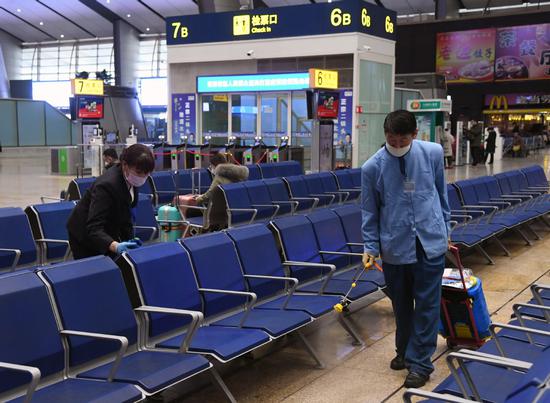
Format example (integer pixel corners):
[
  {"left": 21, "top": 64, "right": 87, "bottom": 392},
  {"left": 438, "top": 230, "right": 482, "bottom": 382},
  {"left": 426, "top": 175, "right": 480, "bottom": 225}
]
[
  {"left": 362, "top": 252, "right": 376, "bottom": 269},
  {"left": 116, "top": 240, "right": 141, "bottom": 255}
]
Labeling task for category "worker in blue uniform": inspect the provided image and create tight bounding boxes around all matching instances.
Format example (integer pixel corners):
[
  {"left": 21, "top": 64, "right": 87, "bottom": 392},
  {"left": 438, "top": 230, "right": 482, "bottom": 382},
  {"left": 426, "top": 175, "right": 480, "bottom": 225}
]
[{"left": 361, "top": 110, "right": 451, "bottom": 388}]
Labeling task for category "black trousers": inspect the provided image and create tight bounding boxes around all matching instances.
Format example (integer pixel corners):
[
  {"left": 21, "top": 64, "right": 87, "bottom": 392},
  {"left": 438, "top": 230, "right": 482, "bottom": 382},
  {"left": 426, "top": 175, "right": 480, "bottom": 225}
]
[
  {"left": 471, "top": 147, "right": 482, "bottom": 165},
  {"left": 484, "top": 151, "right": 494, "bottom": 164}
]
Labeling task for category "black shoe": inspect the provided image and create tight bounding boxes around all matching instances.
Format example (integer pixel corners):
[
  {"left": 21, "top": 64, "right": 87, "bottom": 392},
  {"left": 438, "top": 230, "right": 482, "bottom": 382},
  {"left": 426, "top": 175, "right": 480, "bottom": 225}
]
[
  {"left": 404, "top": 371, "right": 429, "bottom": 388},
  {"left": 390, "top": 355, "right": 406, "bottom": 370}
]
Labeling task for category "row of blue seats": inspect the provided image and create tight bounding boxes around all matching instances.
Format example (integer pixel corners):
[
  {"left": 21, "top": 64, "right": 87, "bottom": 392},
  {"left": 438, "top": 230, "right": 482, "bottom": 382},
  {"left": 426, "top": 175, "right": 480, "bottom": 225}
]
[
  {"left": 66, "top": 161, "right": 305, "bottom": 204},
  {"left": 182, "top": 171, "right": 361, "bottom": 231},
  {"left": 0, "top": 195, "right": 159, "bottom": 271},
  {"left": 446, "top": 165, "right": 550, "bottom": 265},
  {"left": 0, "top": 204, "right": 385, "bottom": 401},
  {"left": 404, "top": 283, "right": 550, "bottom": 402}
]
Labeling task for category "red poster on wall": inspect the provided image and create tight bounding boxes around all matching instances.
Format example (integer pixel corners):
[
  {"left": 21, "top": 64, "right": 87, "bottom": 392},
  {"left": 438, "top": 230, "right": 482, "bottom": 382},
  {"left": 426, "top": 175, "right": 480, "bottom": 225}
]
[
  {"left": 436, "top": 28, "right": 496, "bottom": 83},
  {"left": 495, "top": 23, "right": 550, "bottom": 81},
  {"left": 317, "top": 91, "right": 339, "bottom": 119}
]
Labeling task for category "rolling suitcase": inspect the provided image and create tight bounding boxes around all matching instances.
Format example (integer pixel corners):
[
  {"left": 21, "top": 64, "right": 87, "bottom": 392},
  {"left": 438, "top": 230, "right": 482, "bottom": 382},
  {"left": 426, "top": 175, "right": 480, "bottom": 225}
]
[{"left": 439, "top": 246, "right": 491, "bottom": 348}]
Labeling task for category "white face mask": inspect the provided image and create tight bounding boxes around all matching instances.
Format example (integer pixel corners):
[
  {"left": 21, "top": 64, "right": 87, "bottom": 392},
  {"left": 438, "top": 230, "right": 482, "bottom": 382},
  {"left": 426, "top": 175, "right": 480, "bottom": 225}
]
[
  {"left": 125, "top": 171, "right": 148, "bottom": 187},
  {"left": 385, "top": 143, "right": 411, "bottom": 158}
]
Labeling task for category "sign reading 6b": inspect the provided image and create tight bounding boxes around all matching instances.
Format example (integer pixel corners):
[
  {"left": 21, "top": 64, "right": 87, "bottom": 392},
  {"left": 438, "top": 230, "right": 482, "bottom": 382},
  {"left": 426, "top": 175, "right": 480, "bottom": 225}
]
[
  {"left": 330, "top": 8, "right": 351, "bottom": 27},
  {"left": 361, "top": 9, "right": 371, "bottom": 27},
  {"left": 385, "top": 16, "right": 394, "bottom": 33}
]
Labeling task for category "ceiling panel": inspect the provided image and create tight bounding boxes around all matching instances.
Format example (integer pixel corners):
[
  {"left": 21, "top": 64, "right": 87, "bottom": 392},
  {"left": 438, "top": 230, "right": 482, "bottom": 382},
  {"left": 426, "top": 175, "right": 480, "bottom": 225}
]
[
  {"left": 0, "top": 6, "right": 50, "bottom": 41},
  {"left": 101, "top": 0, "right": 165, "bottom": 33},
  {"left": 141, "top": 0, "right": 198, "bottom": 18},
  {"left": 381, "top": 0, "right": 433, "bottom": 14},
  {"left": 41, "top": 0, "right": 113, "bottom": 38},
  {"left": 462, "top": 0, "right": 523, "bottom": 9}
]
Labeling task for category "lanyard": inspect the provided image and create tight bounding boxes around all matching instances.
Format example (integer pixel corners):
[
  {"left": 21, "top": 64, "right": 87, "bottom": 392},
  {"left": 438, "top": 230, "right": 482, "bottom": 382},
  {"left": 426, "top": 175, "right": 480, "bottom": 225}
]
[{"left": 399, "top": 156, "right": 406, "bottom": 178}]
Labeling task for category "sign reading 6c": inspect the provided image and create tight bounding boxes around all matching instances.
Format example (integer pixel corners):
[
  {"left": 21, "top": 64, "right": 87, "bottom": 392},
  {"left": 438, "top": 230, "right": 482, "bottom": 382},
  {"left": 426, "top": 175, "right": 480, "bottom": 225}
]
[{"left": 385, "top": 16, "right": 394, "bottom": 33}]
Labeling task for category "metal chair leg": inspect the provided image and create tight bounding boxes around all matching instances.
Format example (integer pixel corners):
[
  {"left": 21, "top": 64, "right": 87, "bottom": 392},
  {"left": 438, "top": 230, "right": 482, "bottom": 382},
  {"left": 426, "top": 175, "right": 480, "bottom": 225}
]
[
  {"left": 297, "top": 330, "right": 325, "bottom": 369},
  {"left": 337, "top": 314, "right": 365, "bottom": 347},
  {"left": 209, "top": 367, "right": 237, "bottom": 403},
  {"left": 475, "top": 245, "right": 494, "bottom": 265},
  {"left": 515, "top": 228, "right": 533, "bottom": 246},
  {"left": 493, "top": 237, "right": 511, "bottom": 256}
]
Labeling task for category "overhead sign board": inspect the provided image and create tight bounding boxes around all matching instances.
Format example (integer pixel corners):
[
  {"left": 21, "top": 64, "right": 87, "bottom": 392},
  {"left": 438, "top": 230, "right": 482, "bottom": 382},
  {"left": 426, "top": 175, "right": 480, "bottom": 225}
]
[
  {"left": 71, "top": 79, "right": 104, "bottom": 96},
  {"left": 197, "top": 72, "right": 310, "bottom": 93},
  {"left": 166, "top": 0, "right": 396, "bottom": 46},
  {"left": 309, "top": 69, "right": 339, "bottom": 90},
  {"left": 407, "top": 99, "right": 452, "bottom": 113}
]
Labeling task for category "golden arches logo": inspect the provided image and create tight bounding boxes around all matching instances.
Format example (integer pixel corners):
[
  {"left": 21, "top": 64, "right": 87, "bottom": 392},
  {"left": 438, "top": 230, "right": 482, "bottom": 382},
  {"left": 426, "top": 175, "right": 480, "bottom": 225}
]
[{"left": 489, "top": 95, "right": 508, "bottom": 110}]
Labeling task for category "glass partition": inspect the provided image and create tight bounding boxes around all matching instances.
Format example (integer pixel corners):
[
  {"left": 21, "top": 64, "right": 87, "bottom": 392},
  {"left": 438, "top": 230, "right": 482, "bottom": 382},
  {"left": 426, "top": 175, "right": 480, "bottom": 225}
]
[
  {"left": 201, "top": 94, "right": 228, "bottom": 145},
  {"left": 290, "top": 91, "right": 313, "bottom": 171},
  {"left": 231, "top": 94, "right": 257, "bottom": 145},
  {"left": 260, "top": 93, "right": 288, "bottom": 146}
]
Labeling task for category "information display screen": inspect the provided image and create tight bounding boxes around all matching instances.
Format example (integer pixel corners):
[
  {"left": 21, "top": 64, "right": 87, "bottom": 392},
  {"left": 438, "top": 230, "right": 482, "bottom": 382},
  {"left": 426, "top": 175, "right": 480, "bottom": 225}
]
[{"left": 77, "top": 96, "right": 104, "bottom": 119}]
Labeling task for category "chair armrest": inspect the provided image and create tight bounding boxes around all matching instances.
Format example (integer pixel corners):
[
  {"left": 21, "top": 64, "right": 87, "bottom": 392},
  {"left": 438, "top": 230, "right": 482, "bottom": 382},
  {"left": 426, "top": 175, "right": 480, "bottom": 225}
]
[
  {"left": 0, "top": 362, "right": 41, "bottom": 403},
  {"left": 198, "top": 288, "right": 257, "bottom": 326},
  {"left": 310, "top": 193, "right": 335, "bottom": 205},
  {"left": 272, "top": 200, "right": 299, "bottom": 214},
  {"left": 252, "top": 204, "right": 280, "bottom": 220},
  {"left": 133, "top": 226, "right": 158, "bottom": 241},
  {"left": 346, "top": 242, "right": 363, "bottom": 247},
  {"left": 172, "top": 204, "right": 208, "bottom": 211},
  {"left": 0, "top": 247, "right": 21, "bottom": 270},
  {"left": 489, "top": 322, "right": 550, "bottom": 353},
  {"left": 60, "top": 330, "right": 128, "bottom": 381},
  {"left": 530, "top": 283, "right": 550, "bottom": 305},
  {"left": 134, "top": 305, "right": 203, "bottom": 353},
  {"left": 244, "top": 275, "right": 299, "bottom": 308},
  {"left": 403, "top": 389, "right": 474, "bottom": 403},
  {"left": 462, "top": 204, "right": 498, "bottom": 212},
  {"left": 513, "top": 302, "right": 550, "bottom": 323},
  {"left": 154, "top": 190, "right": 177, "bottom": 194},
  {"left": 40, "top": 196, "right": 64, "bottom": 203},
  {"left": 35, "top": 238, "right": 71, "bottom": 263},
  {"left": 283, "top": 261, "right": 336, "bottom": 294},
  {"left": 479, "top": 201, "right": 511, "bottom": 208},
  {"left": 446, "top": 350, "right": 531, "bottom": 401},
  {"left": 291, "top": 197, "right": 319, "bottom": 210},
  {"left": 227, "top": 208, "right": 258, "bottom": 226},
  {"left": 319, "top": 250, "right": 363, "bottom": 257}
]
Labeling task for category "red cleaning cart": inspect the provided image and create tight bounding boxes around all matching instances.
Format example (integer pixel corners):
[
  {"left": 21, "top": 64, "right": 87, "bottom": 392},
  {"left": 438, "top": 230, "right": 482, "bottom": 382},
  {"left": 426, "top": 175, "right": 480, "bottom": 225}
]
[{"left": 439, "top": 246, "right": 491, "bottom": 348}]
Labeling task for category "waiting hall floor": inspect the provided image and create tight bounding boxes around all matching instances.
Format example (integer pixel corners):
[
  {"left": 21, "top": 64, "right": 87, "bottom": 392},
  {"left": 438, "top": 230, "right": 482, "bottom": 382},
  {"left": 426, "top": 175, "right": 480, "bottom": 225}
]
[{"left": 1, "top": 149, "right": 550, "bottom": 402}]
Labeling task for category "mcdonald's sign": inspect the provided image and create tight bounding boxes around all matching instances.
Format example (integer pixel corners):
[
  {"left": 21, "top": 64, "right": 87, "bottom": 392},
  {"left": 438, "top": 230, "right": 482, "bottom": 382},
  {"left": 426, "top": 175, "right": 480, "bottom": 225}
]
[{"left": 488, "top": 95, "right": 508, "bottom": 110}]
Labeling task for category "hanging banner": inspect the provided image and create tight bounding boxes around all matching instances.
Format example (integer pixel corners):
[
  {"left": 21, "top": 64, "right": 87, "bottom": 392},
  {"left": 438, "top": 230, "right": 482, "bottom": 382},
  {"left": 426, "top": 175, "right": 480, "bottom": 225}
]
[
  {"left": 172, "top": 93, "right": 196, "bottom": 143},
  {"left": 334, "top": 89, "right": 353, "bottom": 143},
  {"left": 495, "top": 23, "right": 550, "bottom": 81},
  {"left": 436, "top": 28, "right": 496, "bottom": 83}
]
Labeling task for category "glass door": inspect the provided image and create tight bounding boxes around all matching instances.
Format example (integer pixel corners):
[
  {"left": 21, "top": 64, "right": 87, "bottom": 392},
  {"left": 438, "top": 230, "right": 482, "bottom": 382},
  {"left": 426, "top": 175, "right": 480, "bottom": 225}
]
[
  {"left": 260, "top": 92, "right": 289, "bottom": 146},
  {"left": 231, "top": 94, "right": 257, "bottom": 146},
  {"left": 201, "top": 94, "right": 228, "bottom": 145}
]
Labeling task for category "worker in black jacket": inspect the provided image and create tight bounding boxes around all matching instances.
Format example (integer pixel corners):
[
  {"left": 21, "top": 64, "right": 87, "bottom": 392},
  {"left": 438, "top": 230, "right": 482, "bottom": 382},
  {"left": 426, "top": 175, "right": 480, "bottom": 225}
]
[{"left": 67, "top": 144, "right": 155, "bottom": 259}]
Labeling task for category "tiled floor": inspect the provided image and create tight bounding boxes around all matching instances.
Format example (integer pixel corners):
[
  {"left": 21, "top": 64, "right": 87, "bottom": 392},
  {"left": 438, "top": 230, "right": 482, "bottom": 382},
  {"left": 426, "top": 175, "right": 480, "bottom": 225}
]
[{"left": 1, "top": 147, "right": 550, "bottom": 402}]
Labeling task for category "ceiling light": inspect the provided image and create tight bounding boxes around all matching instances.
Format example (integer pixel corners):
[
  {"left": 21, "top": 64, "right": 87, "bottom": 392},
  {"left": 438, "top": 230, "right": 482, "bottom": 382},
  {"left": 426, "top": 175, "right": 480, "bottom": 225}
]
[
  {"left": 127, "top": 13, "right": 131, "bottom": 18},
  {"left": 106, "top": 0, "right": 110, "bottom": 3},
  {"left": 60, "top": 34, "right": 64, "bottom": 38},
  {"left": 146, "top": 27, "right": 150, "bottom": 31},
  {"left": 16, "top": 8, "right": 21, "bottom": 12},
  {"left": 39, "top": 21, "right": 44, "bottom": 25}
]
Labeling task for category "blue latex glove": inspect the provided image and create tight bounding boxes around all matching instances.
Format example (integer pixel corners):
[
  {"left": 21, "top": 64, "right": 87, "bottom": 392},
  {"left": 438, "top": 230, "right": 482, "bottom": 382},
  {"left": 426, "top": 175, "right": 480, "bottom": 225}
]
[
  {"left": 116, "top": 240, "right": 140, "bottom": 255},
  {"left": 131, "top": 237, "right": 143, "bottom": 247}
]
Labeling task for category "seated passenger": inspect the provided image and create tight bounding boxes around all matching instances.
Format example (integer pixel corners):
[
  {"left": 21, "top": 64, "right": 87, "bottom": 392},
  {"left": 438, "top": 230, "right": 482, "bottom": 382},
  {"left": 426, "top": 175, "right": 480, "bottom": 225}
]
[
  {"left": 103, "top": 148, "right": 119, "bottom": 170},
  {"left": 195, "top": 153, "right": 249, "bottom": 205}
]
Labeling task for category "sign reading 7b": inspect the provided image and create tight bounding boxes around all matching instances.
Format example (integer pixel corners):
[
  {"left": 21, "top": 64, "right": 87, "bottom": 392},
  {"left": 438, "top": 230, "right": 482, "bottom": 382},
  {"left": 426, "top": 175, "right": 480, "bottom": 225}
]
[{"left": 171, "top": 22, "right": 189, "bottom": 39}]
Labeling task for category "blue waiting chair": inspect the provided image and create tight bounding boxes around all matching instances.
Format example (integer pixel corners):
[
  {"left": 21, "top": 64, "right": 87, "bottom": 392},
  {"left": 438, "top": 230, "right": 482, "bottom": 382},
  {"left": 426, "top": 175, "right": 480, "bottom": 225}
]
[
  {"left": 133, "top": 194, "right": 159, "bottom": 242},
  {"left": 270, "top": 215, "right": 379, "bottom": 301},
  {"left": 25, "top": 201, "right": 74, "bottom": 263},
  {"left": 120, "top": 242, "right": 270, "bottom": 366},
  {"left": 257, "top": 163, "right": 278, "bottom": 179},
  {"left": 263, "top": 178, "right": 314, "bottom": 212},
  {"left": 306, "top": 208, "right": 385, "bottom": 287},
  {"left": 220, "top": 182, "right": 277, "bottom": 226},
  {"left": 0, "top": 207, "right": 38, "bottom": 271},
  {"left": 521, "top": 165, "right": 550, "bottom": 189},
  {"left": 302, "top": 174, "right": 340, "bottom": 205},
  {"left": 283, "top": 176, "right": 325, "bottom": 208},
  {"left": 0, "top": 270, "right": 143, "bottom": 402},
  {"left": 40, "top": 256, "right": 225, "bottom": 398},
  {"left": 319, "top": 172, "right": 359, "bottom": 201},
  {"left": 246, "top": 164, "right": 262, "bottom": 180},
  {"left": 333, "top": 169, "right": 359, "bottom": 193},
  {"left": 149, "top": 171, "right": 177, "bottom": 205},
  {"left": 244, "top": 180, "right": 294, "bottom": 216},
  {"left": 67, "top": 177, "right": 96, "bottom": 200}
]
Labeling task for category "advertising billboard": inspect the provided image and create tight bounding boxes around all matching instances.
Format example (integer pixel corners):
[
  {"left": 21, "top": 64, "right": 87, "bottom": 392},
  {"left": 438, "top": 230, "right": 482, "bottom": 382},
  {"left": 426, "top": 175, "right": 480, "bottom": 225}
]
[
  {"left": 436, "top": 28, "right": 496, "bottom": 83},
  {"left": 495, "top": 23, "right": 550, "bottom": 81}
]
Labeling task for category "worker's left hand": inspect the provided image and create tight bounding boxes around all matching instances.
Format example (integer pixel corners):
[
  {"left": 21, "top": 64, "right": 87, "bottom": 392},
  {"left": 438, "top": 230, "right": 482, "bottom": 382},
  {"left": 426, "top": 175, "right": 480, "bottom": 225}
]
[
  {"left": 448, "top": 238, "right": 454, "bottom": 250},
  {"left": 362, "top": 252, "right": 376, "bottom": 269}
]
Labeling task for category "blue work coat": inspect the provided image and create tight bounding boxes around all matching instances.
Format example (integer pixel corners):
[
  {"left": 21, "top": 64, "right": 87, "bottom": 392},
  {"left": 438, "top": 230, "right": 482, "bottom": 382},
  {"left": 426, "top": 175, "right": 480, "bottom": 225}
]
[{"left": 361, "top": 140, "right": 450, "bottom": 265}]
